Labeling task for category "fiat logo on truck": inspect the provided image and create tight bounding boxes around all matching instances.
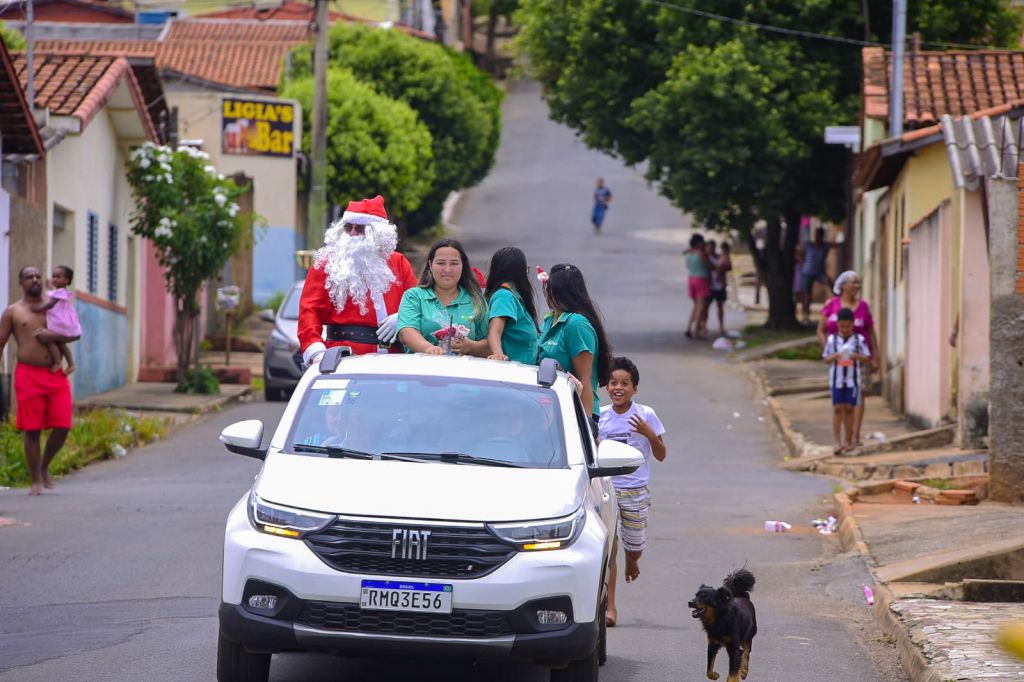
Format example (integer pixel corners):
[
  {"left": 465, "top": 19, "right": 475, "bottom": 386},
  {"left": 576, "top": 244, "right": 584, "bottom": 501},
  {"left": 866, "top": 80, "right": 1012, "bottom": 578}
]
[{"left": 392, "top": 529, "right": 432, "bottom": 560}]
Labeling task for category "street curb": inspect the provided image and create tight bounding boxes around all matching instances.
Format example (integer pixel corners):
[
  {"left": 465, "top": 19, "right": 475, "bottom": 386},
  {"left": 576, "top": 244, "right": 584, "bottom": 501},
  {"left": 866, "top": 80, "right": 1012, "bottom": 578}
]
[
  {"left": 751, "top": 365, "right": 832, "bottom": 466},
  {"left": 833, "top": 487, "right": 947, "bottom": 682}
]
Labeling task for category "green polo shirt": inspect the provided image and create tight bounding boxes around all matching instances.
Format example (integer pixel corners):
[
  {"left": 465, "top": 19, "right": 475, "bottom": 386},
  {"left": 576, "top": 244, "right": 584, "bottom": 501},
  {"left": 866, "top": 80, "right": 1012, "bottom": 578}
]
[
  {"left": 488, "top": 286, "right": 539, "bottom": 365},
  {"left": 538, "top": 312, "right": 600, "bottom": 415},
  {"left": 397, "top": 285, "right": 488, "bottom": 350}
]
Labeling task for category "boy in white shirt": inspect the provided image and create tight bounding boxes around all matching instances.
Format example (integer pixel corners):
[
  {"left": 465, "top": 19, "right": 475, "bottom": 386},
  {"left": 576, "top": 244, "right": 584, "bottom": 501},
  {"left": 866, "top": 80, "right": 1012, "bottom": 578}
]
[
  {"left": 599, "top": 356, "right": 667, "bottom": 627},
  {"left": 823, "top": 307, "right": 871, "bottom": 454}
]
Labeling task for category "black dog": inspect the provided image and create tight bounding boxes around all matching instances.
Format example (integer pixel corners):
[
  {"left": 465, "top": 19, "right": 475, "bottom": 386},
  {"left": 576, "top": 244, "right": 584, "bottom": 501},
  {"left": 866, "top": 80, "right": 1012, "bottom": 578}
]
[{"left": 688, "top": 568, "right": 757, "bottom": 682}]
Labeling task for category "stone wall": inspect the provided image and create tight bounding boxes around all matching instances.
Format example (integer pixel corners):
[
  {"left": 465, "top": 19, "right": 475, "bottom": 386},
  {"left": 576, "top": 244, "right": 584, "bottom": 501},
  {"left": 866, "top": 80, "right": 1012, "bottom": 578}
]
[{"left": 988, "top": 174, "right": 1024, "bottom": 503}]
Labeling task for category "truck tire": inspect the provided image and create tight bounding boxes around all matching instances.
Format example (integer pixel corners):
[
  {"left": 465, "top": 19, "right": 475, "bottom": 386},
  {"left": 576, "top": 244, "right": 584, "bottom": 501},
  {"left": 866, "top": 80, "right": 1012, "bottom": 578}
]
[
  {"left": 217, "top": 632, "right": 271, "bottom": 682},
  {"left": 550, "top": 645, "right": 599, "bottom": 682},
  {"left": 598, "top": 599, "right": 608, "bottom": 666}
]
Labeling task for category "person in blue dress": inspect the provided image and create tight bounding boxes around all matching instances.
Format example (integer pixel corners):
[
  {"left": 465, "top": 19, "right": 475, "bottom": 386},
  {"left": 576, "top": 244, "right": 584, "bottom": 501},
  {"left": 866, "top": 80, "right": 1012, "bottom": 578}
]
[
  {"left": 538, "top": 263, "right": 612, "bottom": 422},
  {"left": 484, "top": 247, "right": 540, "bottom": 364},
  {"left": 591, "top": 178, "right": 612, "bottom": 233}
]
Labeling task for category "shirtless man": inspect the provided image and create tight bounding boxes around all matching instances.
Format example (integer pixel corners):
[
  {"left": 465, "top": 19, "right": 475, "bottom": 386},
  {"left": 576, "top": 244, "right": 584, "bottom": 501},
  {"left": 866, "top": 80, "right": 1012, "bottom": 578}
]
[{"left": 0, "top": 266, "right": 73, "bottom": 495}]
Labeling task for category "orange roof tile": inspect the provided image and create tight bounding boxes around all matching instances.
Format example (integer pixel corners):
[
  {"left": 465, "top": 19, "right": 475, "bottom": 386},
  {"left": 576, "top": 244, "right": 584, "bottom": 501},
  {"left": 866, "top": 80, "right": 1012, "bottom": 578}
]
[
  {"left": 158, "top": 40, "right": 298, "bottom": 90},
  {"left": 863, "top": 46, "right": 1024, "bottom": 128},
  {"left": 10, "top": 51, "right": 157, "bottom": 140},
  {"left": 35, "top": 37, "right": 301, "bottom": 90},
  {"left": 194, "top": 1, "right": 350, "bottom": 22},
  {"left": 165, "top": 19, "right": 312, "bottom": 44}
]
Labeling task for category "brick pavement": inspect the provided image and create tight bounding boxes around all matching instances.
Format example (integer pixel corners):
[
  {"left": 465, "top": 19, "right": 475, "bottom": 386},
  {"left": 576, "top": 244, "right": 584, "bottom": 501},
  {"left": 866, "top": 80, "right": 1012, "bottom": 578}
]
[{"left": 891, "top": 599, "right": 1024, "bottom": 679}]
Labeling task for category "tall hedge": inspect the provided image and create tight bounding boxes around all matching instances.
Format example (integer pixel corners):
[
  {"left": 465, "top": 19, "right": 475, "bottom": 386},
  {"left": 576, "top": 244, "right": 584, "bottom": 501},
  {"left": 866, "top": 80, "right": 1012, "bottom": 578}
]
[
  {"left": 287, "top": 25, "right": 502, "bottom": 234},
  {"left": 282, "top": 67, "right": 435, "bottom": 226}
]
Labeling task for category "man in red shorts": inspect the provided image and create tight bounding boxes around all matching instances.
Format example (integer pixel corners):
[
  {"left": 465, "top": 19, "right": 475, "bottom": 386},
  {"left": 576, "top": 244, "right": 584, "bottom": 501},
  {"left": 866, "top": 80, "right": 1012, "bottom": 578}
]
[{"left": 0, "top": 266, "right": 73, "bottom": 495}]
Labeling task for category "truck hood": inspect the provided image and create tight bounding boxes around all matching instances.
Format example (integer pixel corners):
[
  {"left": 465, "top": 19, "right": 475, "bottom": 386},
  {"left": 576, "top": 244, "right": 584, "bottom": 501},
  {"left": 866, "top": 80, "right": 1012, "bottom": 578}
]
[{"left": 255, "top": 453, "right": 586, "bottom": 522}]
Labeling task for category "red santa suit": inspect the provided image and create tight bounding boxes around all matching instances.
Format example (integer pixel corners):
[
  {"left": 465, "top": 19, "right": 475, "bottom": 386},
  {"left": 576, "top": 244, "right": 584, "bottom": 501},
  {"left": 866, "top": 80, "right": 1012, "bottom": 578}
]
[{"left": 298, "top": 196, "right": 418, "bottom": 360}]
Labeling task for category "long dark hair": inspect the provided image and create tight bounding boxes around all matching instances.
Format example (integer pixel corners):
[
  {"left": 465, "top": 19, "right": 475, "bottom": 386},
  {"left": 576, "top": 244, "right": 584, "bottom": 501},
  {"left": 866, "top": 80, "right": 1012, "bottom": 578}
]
[
  {"left": 485, "top": 247, "right": 539, "bottom": 331},
  {"left": 545, "top": 263, "right": 612, "bottom": 386},
  {"left": 420, "top": 238, "right": 486, "bottom": 320}
]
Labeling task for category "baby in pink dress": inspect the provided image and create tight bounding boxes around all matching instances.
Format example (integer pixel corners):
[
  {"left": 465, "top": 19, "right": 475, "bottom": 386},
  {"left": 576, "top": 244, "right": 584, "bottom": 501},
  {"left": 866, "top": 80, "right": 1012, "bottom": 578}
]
[{"left": 32, "top": 266, "right": 82, "bottom": 374}]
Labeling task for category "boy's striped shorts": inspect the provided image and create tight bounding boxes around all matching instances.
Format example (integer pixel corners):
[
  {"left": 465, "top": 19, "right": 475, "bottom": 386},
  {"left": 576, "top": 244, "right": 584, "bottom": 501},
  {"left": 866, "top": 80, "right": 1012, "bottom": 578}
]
[{"left": 615, "top": 486, "right": 651, "bottom": 553}]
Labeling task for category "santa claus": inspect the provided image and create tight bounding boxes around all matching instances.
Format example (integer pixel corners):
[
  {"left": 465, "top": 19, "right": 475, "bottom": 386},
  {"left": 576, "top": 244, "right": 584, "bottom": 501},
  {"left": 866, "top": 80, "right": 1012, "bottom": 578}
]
[{"left": 299, "top": 195, "right": 418, "bottom": 365}]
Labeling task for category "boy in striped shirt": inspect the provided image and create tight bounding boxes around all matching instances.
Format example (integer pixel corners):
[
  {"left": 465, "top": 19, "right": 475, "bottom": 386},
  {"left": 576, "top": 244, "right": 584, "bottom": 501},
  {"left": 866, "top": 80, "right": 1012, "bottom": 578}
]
[{"left": 823, "top": 307, "right": 870, "bottom": 454}]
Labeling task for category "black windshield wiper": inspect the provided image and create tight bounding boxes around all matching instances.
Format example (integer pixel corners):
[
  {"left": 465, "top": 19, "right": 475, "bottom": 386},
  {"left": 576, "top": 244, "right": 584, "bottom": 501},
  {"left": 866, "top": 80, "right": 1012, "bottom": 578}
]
[
  {"left": 291, "top": 444, "right": 376, "bottom": 460},
  {"left": 381, "top": 452, "right": 525, "bottom": 468}
]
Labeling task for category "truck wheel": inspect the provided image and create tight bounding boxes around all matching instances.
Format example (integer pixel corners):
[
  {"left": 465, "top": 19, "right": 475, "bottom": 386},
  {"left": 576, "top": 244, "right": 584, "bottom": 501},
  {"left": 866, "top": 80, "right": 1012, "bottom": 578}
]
[
  {"left": 550, "top": 645, "right": 599, "bottom": 682},
  {"left": 598, "top": 599, "right": 608, "bottom": 666},
  {"left": 217, "top": 632, "right": 270, "bottom": 682}
]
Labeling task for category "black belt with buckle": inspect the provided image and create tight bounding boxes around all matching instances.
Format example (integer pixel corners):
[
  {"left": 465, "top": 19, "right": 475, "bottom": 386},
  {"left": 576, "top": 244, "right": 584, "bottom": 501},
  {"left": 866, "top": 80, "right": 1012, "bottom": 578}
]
[{"left": 324, "top": 324, "right": 382, "bottom": 346}]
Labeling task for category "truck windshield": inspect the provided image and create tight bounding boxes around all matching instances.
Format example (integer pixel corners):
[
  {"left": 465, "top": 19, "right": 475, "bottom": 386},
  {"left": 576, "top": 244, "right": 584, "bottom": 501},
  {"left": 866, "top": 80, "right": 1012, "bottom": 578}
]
[{"left": 286, "top": 376, "right": 568, "bottom": 469}]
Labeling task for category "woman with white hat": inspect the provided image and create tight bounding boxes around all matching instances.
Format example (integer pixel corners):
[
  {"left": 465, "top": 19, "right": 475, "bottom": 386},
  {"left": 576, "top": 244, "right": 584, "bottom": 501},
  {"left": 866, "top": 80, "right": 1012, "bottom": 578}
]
[{"left": 817, "top": 271, "right": 880, "bottom": 450}]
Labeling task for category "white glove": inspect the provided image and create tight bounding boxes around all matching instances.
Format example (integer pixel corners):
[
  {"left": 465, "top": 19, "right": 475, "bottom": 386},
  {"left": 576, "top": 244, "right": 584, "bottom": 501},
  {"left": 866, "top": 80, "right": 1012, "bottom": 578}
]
[
  {"left": 302, "top": 342, "right": 327, "bottom": 368},
  {"left": 376, "top": 313, "right": 399, "bottom": 345}
]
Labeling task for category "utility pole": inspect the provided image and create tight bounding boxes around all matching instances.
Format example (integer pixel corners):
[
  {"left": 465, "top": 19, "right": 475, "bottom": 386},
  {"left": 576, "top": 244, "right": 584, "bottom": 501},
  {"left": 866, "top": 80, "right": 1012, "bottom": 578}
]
[
  {"left": 26, "top": 0, "right": 34, "bottom": 112},
  {"left": 889, "top": 0, "right": 907, "bottom": 138},
  {"left": 306, "top": 0, "right": 329, "bottom": 253}
]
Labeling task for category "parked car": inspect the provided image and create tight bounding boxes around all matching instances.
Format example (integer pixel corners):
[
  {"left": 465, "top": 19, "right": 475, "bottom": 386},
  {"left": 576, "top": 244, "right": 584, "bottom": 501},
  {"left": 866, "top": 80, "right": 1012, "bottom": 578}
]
[
  {"left": 217, "top": 351, "right": 644, "bottom": 682},
  {"left": 260, "top": 282, "right": 303, "bottom": 402}
]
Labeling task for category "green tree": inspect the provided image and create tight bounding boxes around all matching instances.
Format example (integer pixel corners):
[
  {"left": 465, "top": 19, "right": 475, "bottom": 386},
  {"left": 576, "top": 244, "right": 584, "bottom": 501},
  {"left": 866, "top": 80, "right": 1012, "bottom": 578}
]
[
  {"left": 282, "top": 67, "right": 435, "bottom": 224},
  {"left": 0, "top": 22, "right": 25, "bottom": 51},
  {"left": 517, "top": 0, "right": 1019, "bottom": 328},
  {"left": 287, "top": 24, "right": 502, "bottom": 234},
  {"left": 126, "top": 143, "right": 250, "bottom": 391}
]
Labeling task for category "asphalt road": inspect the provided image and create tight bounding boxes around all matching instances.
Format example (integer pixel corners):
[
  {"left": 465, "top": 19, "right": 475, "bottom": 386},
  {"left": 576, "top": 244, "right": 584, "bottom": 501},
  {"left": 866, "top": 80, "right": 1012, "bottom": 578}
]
[{"left": 0, "top": 81, "right": 905, "bottom": 681}]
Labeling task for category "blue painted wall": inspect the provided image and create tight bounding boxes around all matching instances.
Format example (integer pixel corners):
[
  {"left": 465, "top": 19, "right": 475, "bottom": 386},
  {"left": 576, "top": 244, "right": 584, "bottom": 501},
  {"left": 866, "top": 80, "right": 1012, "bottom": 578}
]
[
  {"left": 253, "top": 225, "right": 303, "bottom": 305},
  {"left": 72, "top": 298, "right": 127, "bottom": 400}
]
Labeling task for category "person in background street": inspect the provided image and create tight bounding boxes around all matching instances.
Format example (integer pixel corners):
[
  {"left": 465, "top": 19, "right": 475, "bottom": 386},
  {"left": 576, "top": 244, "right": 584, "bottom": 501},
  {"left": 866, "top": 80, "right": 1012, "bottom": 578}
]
[
  {"left": 0, "top": 267, "right": 73, "bottom": 495},
  {"left": 484, "top": 247, "right": 540, "bottom": 364},
  {"left": 591, "top": 178, "right": 612, "bottom": 233},
  {"left": 817, "top": 270, "right": 879, "bottom": 449},
  {"left": 299, "top": 195, "right": 418, "bottom": 365},
  {"left": 823, "top": 307, "right": 871, "bottom": 454},
  {"left": 31, "top": 265, "right": 81, "bottom": 375},
  {"left": 599, "top": 356, "right": 666, "bottom": 628},
  {"left": 538, "top": 263, "right": 612, "bottom": 421},
  {"left": 792, "top": 240, "right": 806, "bottom": 310},
  {"left": 397, "top": 239, "right": 489, "bottom": 356},
  {"left": 799, "top": 227, "right": 834, "bottom": 323},
  {"left": 684, "top": 233, "right": 712, "bottom": 339},
  {"left": 708, "top": 241, "right": 732, "bottom": 338}
]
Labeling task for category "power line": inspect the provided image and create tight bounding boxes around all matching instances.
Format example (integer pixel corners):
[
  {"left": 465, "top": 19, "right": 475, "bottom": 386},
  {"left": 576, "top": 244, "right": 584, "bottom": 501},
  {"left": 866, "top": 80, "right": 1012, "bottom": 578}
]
[{"left": 635, "top": 0, "right": 1008, "bottom": 52}]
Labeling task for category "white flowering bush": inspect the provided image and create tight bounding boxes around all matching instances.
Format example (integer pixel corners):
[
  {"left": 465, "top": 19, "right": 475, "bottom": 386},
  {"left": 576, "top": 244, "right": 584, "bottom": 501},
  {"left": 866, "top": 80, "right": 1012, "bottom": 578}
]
[{"left": 127, "top": 142, "right": 249, "bottom": 392}]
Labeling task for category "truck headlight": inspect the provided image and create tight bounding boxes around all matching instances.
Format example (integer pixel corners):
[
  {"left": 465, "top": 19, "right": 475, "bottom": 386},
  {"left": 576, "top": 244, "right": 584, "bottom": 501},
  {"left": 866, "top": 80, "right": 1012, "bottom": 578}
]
[
  {"left": 488, "top": 507, "right": 586, "bottom": 551},
  {"left": 247, "top": 492, "right": 334, "bottom": 538}
]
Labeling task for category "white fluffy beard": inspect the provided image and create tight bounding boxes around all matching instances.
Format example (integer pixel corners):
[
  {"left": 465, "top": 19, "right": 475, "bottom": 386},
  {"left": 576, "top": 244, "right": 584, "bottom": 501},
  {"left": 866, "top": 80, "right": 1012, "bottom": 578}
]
[{"left": 314, "top": 222, "right": 399, "bottom": 315}]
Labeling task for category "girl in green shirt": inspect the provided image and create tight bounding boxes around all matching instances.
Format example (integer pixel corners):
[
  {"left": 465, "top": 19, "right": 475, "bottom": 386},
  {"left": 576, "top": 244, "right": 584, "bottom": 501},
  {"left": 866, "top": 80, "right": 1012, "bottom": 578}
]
[
  {"left": 397, "top": 239, "right": 490, "bottom": 356},
  {"left": 538, "top": 263, "right": 612, "bottom": 419},
  {"left": 484, "top": 247, "right": 540, "bottom": 364}
]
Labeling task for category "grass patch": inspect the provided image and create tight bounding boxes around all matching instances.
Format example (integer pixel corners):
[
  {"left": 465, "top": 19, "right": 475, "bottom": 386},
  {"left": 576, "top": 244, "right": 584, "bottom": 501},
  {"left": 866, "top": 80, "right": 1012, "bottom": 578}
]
[
  {"left": 920, "top": 478, "right": 958, "bottom": 490},
  {"left": 0, "top": 409, "right": 168, "bottom": 488},
  {"left": 771, "top": 342, "right": 824, "bottom": 361},
  {"left": 740, "top": 323, "right": 815, "bottom": 350},
  {"left": 251, "top": 375, "right": 265, "bottom": 393}
]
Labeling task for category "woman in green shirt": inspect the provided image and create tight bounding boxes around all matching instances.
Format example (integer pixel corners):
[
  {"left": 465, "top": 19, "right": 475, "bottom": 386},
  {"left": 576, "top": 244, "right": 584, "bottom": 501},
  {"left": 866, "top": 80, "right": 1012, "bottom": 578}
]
[
  {"left": 538, "top": 263, "right": 612, "bottom": 420},
  {"left": 397, "top": 239, "right": 489, "bottom": 356},
  {"left": 485, "top": 247, "right": 540, "bottom": 364}
]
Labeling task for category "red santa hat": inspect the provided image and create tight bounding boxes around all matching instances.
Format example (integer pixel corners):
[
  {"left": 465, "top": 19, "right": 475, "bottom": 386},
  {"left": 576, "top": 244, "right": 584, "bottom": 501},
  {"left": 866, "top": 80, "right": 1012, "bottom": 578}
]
[{"left": 340, "top": 195, "right": 390, "bottom": 225}]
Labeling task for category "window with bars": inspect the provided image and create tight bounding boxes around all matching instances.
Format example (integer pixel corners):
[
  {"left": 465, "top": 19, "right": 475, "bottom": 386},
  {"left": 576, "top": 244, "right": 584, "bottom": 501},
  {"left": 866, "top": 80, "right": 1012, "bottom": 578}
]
[
  {"left": 107, "top": 223, "right": 118, "bottom": 302},
  {"left": 87, "top": 212, "right": 98, "bottom": 294}
]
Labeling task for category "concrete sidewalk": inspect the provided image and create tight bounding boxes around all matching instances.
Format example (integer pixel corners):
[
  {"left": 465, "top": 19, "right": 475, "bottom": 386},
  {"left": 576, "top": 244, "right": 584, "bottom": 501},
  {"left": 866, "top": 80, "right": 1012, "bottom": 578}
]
[
  {"left": 76, "top": 381, "right": 252, "bottom": 415},
  {"left": 751, "top": 356, "right": 1024, "bottom": 681}
]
